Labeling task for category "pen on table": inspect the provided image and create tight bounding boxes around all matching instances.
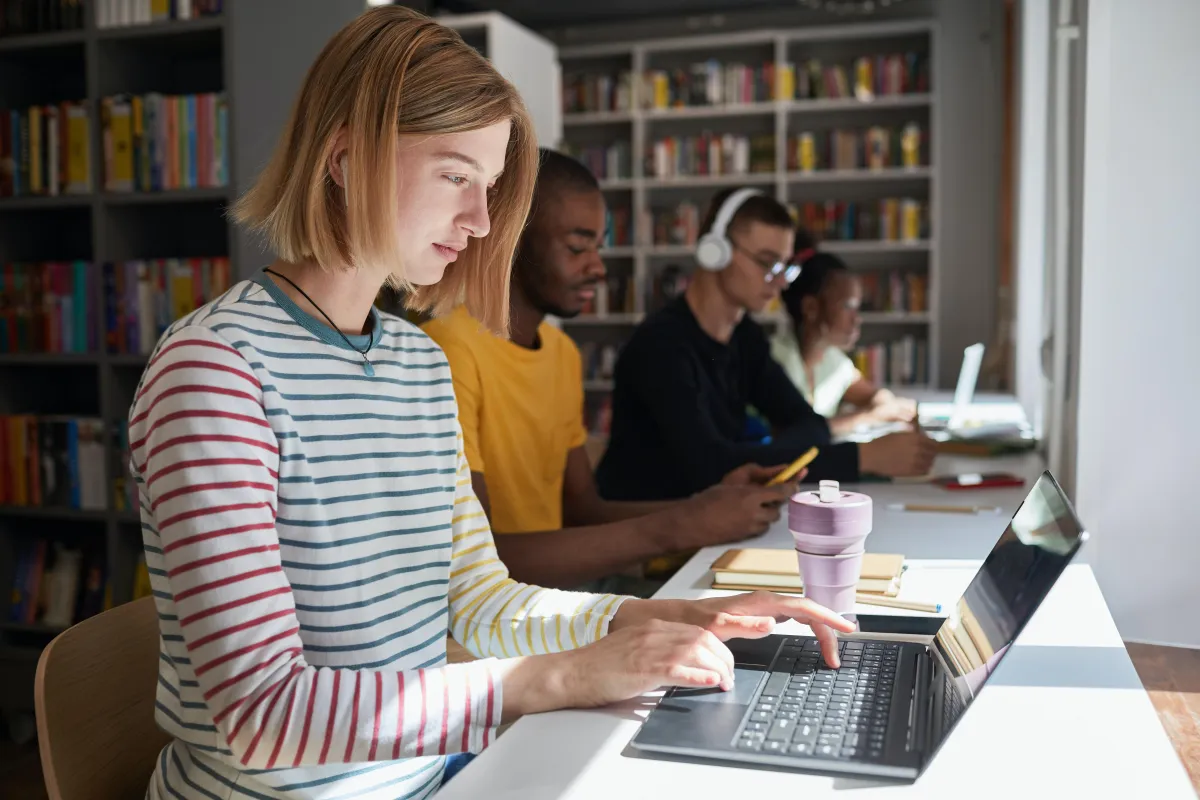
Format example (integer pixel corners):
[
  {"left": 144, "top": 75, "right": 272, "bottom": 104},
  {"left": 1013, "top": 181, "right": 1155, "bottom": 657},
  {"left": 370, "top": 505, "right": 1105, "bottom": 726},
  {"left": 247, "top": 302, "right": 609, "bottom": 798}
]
[
  {"left": 855, "top": 594, "right": 943, "bottom": 614},
  {"left": 887, "top": 503, "right": 1001, "bottom": 515}
]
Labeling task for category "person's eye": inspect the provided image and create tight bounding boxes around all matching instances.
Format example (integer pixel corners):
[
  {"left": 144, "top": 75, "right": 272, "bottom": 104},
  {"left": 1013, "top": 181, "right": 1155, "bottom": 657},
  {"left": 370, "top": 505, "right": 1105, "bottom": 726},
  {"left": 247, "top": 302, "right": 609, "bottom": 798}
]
[
  {"left": 567, "top": 246, "right": 587, "bottom": 256},
  {"left": 445, "top": 175, "right": 469, "bottom": 187}
]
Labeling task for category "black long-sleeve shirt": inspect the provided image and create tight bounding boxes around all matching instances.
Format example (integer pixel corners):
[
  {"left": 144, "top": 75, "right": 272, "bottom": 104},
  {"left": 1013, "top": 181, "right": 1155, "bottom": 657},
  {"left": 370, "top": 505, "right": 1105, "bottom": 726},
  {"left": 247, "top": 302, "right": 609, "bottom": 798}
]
[{"left": 595, "top": 297, "right": 860, "bottom": 501}]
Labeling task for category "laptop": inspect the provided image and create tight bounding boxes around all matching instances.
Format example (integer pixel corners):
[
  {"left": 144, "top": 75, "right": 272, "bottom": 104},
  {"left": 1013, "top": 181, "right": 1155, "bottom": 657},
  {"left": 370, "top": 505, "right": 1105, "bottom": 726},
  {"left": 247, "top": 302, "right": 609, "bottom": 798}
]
[
  {"left": 918, "top": 342, "right": 985, "bottom": 431},
  {"left": 629, "top": 470, "right": 1087, "bottom": 781}
]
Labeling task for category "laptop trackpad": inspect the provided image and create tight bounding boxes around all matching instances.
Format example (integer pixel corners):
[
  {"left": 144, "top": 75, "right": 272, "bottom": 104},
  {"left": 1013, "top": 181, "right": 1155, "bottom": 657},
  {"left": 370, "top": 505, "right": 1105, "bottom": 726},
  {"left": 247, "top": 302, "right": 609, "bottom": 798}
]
[
  {"left": 670, "top": 668, "right": 765, "bottom": 704},
  {"left": 633, "top": 668, "right": 766, "bottom": 750}
]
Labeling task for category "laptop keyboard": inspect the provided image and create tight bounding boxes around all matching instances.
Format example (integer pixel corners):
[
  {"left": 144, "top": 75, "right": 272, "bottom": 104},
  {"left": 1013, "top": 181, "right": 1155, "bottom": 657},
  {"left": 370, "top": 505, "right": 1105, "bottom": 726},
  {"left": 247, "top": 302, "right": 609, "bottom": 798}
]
[{"left": 733, "top": 637, "right": 901, "bottom": 761}]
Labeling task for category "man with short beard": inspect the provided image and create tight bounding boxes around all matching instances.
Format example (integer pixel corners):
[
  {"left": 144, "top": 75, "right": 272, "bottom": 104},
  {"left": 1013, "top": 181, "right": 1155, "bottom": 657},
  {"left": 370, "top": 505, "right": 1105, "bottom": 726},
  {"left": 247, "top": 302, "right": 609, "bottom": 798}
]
[{"left": 423, "top": 149, "right": 797, "bottom": 594}]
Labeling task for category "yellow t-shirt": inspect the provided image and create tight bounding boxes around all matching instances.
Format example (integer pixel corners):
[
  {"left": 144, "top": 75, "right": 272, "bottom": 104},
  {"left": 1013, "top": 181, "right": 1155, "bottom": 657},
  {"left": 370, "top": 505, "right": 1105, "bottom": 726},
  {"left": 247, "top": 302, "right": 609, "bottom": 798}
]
[{"left": 423, "top": 306, "right": 588, "bottom": 534}]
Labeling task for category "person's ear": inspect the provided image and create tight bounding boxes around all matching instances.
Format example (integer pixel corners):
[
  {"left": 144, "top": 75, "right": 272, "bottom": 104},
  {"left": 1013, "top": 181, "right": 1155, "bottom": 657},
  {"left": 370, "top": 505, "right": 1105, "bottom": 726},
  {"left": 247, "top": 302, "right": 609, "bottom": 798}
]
[
  {"left": 327, "top": 128, "right": 349, "bottom": 191},
  {"left": 801, "top": 293, "right": 820, "bottom": 322}
]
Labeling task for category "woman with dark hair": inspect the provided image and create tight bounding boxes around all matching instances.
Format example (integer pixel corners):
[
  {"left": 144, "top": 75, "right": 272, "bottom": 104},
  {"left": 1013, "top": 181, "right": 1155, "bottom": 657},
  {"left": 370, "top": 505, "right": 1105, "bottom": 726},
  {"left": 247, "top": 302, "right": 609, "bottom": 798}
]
[{"left": 771, "top": 230, "right": 917, "bottom": 435}]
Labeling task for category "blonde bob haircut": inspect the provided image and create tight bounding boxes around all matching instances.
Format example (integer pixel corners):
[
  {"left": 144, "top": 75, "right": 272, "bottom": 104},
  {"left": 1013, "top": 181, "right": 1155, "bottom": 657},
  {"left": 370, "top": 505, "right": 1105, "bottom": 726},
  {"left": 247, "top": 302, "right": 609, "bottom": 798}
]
[{"left": 232, "top": 5, "right": 537, "bottom": 334}]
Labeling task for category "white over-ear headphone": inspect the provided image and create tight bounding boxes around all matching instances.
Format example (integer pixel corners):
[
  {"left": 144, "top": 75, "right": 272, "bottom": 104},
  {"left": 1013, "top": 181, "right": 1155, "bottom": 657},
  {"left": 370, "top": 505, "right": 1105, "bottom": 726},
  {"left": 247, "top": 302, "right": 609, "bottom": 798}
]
[{"left": 695, "top": 187, "right": 764, "bottom": 271}]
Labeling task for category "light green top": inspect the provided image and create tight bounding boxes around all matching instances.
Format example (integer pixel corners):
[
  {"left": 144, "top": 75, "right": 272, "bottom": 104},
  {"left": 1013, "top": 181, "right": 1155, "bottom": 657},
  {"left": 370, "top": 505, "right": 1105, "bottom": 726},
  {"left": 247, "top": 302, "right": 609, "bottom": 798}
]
[{"left": 769, "top": 326, "right": 860, "bottom": 417}]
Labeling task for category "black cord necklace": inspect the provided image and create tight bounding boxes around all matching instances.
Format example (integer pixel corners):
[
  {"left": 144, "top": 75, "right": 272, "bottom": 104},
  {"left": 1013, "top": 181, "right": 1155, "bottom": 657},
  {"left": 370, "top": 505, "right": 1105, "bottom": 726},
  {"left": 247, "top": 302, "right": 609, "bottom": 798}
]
[{"left": 263, "top": 267, "right": 376, "bottom": 376}]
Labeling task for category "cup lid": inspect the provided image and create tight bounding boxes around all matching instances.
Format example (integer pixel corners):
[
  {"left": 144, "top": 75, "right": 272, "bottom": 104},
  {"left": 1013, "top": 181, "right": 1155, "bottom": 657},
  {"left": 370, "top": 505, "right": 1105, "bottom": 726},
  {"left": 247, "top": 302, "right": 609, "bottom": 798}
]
[{"left": 789, "top": 488, "right": 873, "bottom": 536}]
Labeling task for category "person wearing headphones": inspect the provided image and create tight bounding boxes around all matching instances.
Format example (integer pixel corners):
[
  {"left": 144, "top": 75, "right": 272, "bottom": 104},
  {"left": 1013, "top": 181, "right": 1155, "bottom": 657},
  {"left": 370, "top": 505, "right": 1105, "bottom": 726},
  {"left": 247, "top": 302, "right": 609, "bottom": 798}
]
[
  {"left": 772, "top": 229, "right": 918, "bottom": 434},
  {"left": 596, "top": 187, "right": 936, "bottom": 502}
]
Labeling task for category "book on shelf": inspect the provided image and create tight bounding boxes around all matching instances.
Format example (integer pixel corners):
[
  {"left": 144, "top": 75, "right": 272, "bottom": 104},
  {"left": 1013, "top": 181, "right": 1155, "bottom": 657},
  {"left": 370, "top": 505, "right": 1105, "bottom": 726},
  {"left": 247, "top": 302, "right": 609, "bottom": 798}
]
[
  {"left": 646, "top": 133, "right": 774, "bottom": 180},
  {"left": 0, "top": 102, "right": 92, "bottom": 197},
  {"left": 788, "top": 122, "right": 926, "bottom": 172},
  {"left": 602, "top": 207, "right": 632, "bottom": 249},
  {"left": 102, "top": 256, "right": 232, "bottom": 355},
  {"left": 95, "top": 0, "right": 223, "bottom": 28},
  {"left": 859, "top": 271, "right": 928, "bottom": 314},
  {"left": 0, "top": 415, "right": 108, "bottom": 510},
  {"left": 562, "top": 141, "right": 631, "bottom": 182},
  {"left": 0, "top": 261, "right": 98, "bottom": 354},
  {"left": 562, "top": 71, "right": 635, "bottom": 114},
  {"left": 579, "top": 273, "right": 635, "bottom": 317},
  {"left": 578, "top": 341, "right": 620, "bottom": 384},
  {"left": 101, "top": 92, "right": 229, "bottom": 193},
  {"left": 0, "top": 0, "right": 86, "bottom": 36},
  {"left": 639, "top": 61, "right": 777, "bottom": 109},
  {"left": 785, "top": 51, "right": 929, "bottom": 101},
  {"left": 8, "top": 538, "right": 109, "bottom": 630},
  {"left": 853, "top": 336, "right": 928, "bottom": 387},
  {"left": 588, "top": 395, "right": 613, "bottom": 435},
  {"left": 788, "top": 198, "right": 929, "bottom": 243},
  {"left": 645, "top": 200, "right": 701, "bottom": 247}
]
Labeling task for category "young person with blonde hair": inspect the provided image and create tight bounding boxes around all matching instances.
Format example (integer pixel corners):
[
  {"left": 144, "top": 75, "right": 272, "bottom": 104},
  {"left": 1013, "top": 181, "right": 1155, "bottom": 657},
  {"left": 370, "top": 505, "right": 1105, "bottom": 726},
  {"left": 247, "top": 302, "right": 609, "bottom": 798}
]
[{"left": 129, "top": 9, "right": 851, "bottom": 799}]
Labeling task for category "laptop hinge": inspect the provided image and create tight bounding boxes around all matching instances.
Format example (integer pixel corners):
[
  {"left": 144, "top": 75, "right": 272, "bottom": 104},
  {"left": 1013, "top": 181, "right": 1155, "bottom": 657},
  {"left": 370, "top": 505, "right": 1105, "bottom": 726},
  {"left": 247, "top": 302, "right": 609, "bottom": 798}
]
[{"left": 906, "top": 649, "right": 932, "bottom": 755}]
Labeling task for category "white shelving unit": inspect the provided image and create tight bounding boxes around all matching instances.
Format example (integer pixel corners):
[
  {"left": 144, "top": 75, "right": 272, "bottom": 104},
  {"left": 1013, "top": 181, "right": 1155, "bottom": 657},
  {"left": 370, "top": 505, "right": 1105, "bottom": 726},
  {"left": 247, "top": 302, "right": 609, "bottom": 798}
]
[{"left": 558, "top": 19, "right": 940, "bottom": 399}]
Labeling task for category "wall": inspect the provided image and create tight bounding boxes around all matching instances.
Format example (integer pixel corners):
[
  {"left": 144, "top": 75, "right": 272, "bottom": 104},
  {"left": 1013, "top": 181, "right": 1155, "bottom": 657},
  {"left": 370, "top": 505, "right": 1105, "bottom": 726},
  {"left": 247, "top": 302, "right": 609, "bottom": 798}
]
[
  {"left": 1076, "top": 0, "right": 1200, "bottom": 647},
  {"left": 544, "top": 0, "right": 1006, "bottom": 390},
  {"left": 227, "top": 0, "right": 366, "bottom": 278}
]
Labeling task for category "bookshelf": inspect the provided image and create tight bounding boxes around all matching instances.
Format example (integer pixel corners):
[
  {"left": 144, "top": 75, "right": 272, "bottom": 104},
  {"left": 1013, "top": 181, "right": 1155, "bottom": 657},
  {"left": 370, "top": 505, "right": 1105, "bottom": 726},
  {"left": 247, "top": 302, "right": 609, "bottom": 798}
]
[
  {"left": 557, "top": 19, "right": 940, "bottom": 433},
  {"left": 0, "top": 0, "right": 373, "bottom": 712}
]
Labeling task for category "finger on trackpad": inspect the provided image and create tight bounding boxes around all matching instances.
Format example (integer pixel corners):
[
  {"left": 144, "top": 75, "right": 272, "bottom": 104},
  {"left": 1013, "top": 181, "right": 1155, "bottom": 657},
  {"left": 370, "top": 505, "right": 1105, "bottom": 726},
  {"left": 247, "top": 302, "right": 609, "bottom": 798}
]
[{"left": 670, "top": 668, "right": 765, "bottom": 704}]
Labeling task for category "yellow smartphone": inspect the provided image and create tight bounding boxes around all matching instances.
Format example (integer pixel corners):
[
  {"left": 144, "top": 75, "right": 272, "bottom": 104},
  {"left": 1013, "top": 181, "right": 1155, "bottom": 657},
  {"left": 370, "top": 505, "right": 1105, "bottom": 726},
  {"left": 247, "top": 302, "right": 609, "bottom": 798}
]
[{"left": 766, "top": 446, "right": 819, "bottom": 487}]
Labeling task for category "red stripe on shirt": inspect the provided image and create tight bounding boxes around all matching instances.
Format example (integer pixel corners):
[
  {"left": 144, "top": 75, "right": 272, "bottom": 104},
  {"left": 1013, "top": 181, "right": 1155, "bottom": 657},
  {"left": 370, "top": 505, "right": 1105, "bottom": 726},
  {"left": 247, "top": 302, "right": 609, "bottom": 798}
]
[
  {"left": 194, "top": 625, "right": 298, "bottom": 677},
  {"left": 147, "top": 337, "right": 241, "bottom": 373},
  {"left": 461, "top": 669, "right": 472, "bottom": 753},
  {"left": 294, "top": 671, "right": 319, "bottom": 768},
  {"left": 238, "top": 668, "right": 294, "bottom": 765},
  {"left": 439, "top": 672, "right": 450, "bottom": 755},
  {"left": 174, "top": 565, "right": 283, "bottom": 603},
  {"left": 152, "top": 480, "right": 276, "bottom": 511},
  {"left": 344, "top": 672, "right": 362, "bottom": 763},
  {"left": 146, "top": 458, "right": 276, "bottom": 492},
  {"left": 179, "top": 586, "right": 291, "bottom": 627},
  {"left": 157, "top": 499, "right": 276, "bottom": 531},
  {"left": 318, "top": 671, "right": 342, "bottom": 764},
  {"left": 169, "top": 544, "right": 280, "bottom": 579},
  {"left": 483, "top": 670, "right": 495, "bottom": 749},
  {"left": 392, "top": 672, "right": 405, "bottom": 760},
  {"left": 131, "top": 383, "right": 259, "bottom": 427},
  {"left": 136, "top": 359, "right": 261, "bottom": 406},
  {"left": 143, "top": 435, "right": 278, "bottom": 473},
  {"left": 165, "top": 521, "right": 277, "bottom": 557},
  {"left": 188, "top": 609, "right": 294, "bottom": 650},
  {"left": 207, "top": 648, "right": 302, "bottom": 706},
  {"left": 416, "top": 670, "right": 428, "bottom": 757},
  {"left": 368, "top": 672, "right": 382, "bottom": 761},
  {"left": 266, "top": 673, "right": 301, "bottom": 770},
  {"left": 133, "top": 409, "right": 272, "bottom": 452}
]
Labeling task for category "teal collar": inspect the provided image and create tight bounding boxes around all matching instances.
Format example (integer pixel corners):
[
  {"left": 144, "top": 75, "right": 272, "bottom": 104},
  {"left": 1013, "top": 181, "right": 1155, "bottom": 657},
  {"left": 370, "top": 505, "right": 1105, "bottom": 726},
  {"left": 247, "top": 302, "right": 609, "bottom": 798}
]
[{"left": 252, "top": 269, "right": 384, "bottom": 353}]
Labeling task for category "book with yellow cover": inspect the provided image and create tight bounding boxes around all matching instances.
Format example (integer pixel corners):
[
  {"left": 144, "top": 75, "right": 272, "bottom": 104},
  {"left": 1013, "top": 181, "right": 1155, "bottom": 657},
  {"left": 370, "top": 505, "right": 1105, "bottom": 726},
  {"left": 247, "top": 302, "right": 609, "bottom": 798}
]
[{"left": 711, "top": 548, "right": 904, "bottom": 597}]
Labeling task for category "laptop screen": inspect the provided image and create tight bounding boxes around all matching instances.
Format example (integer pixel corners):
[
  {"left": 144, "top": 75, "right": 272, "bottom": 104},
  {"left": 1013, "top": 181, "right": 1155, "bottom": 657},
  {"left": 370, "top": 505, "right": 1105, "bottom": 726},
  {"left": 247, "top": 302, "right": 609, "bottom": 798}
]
[{"left": 924, "top": 471, "right": 1087, "bottom": 757}]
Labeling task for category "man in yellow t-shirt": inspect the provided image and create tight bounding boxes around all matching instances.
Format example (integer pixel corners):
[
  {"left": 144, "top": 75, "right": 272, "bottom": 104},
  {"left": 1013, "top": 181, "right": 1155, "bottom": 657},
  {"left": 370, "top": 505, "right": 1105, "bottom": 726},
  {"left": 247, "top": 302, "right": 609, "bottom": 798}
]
[{"left": 424, "top": 149, "right": 799, "bottom": 592}]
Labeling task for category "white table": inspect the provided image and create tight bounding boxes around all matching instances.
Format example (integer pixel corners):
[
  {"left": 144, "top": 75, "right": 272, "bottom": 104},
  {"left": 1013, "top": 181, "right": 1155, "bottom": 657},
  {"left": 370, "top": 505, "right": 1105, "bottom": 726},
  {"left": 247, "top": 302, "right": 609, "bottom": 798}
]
[{"left": 439, "top": 446, "right": 1195, "bottom": 799}]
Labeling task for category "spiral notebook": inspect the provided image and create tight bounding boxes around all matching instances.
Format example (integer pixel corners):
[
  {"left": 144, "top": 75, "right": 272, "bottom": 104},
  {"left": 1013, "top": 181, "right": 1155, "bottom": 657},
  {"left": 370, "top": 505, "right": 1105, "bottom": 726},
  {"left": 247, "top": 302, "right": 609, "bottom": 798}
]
[{"left": 710, "top": 548, "right": 904, "bottom": 597}]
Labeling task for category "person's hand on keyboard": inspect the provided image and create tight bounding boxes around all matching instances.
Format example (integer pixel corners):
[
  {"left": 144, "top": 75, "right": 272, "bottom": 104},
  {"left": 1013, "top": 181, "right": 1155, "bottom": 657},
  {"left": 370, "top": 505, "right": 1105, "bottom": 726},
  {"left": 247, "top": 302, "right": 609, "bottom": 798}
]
[{"left": 674, "top": 592, "right": 855, "bottom": 668}]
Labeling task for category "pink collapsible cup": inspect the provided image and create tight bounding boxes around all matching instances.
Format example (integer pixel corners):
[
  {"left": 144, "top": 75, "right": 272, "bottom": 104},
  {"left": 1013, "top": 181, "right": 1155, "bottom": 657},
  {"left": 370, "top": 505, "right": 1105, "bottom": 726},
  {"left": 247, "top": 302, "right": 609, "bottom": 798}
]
[{"left": 789, "top": 481, "right": 873, "bottom": 613}]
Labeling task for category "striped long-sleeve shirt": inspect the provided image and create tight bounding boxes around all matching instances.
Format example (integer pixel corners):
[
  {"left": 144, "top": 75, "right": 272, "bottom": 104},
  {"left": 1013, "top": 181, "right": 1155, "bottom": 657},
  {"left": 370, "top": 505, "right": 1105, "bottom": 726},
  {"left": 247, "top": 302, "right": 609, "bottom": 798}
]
[{"left": 133, "top": 273, "right": 628, "bottom": 800}]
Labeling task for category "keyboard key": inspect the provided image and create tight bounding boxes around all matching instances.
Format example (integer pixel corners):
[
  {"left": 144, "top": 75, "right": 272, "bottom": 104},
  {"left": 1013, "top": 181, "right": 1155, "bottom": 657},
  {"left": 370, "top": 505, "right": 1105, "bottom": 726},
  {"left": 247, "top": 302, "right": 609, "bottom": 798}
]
[
  {"left": 791, "top": 743, "right": 814, "bottom": 755},
  {"left": 774, "top": 658, "right": 796, "bottom": 673},
  {"left": 843, "top": 733, "right": 860, "bottom": 748},
  {"left": 799, "top": 715, "right": 821, "bottom": 726},
  {"left": 756, "top": 703, "right": 775, "bottom": 712},
  {"left": 817, "top": 744, "right": 837, "bottom": 757},
  {"left": 737, "top": 738, "right": 763, "bottom": 751},
  {"left": 750, "top": 711, "right": 771, "bottom": 722},
  {"left": 764, "top": 672, "right": 790, "bottom": 697},
  {"left": 763, "top": 740, "right": 785, "bottom": 753},
  {"left": 793, "top": 724, "right": 819, "bottom": 745},
  {"left": 777, "top": 710, "right": 798, "bottom": 720},
  {"left": 840, "top": 747, "right": 858, "bottom": 758},
  {"left": 768, "top": 719, "right": 796, "bottom": 740},
  {"left": 744, "top": 721, "right": 766, "bottom": 732},
  {"left": 802, "top": 639, "right": 822, "bottom": 651},
  {"left": 844, "top": 641, "right": 864, "bottom": 651}
]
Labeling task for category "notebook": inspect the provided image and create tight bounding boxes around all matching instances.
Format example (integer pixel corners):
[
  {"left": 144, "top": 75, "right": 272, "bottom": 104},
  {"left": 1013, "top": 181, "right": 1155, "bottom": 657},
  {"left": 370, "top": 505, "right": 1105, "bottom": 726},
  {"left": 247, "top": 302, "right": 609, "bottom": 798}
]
[{"left": 710, "top": 548, "right": 904, "bottom": 596}]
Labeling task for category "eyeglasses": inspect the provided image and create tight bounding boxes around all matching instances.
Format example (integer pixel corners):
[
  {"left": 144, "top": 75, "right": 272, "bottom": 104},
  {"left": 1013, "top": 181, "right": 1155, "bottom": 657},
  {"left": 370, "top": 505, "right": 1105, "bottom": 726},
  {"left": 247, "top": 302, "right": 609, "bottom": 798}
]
[{"left": 731, "top": 240, "right": 802, "bottom": 285}]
